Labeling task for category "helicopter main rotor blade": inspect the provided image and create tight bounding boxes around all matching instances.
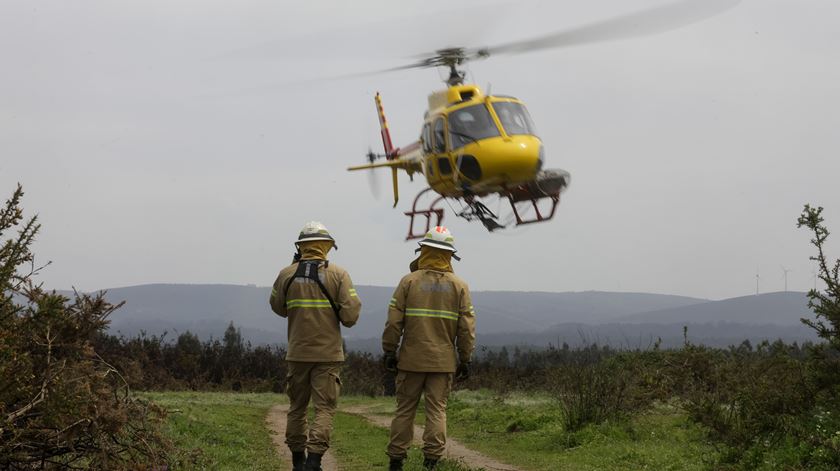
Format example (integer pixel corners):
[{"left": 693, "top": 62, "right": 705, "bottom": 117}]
[
  {"left": 327, "top": 60, "right": 433, "bottom": 80},
  {"left": 302, "top": 0, "right": 742, "bottom": 82},
  {"left": 472, "top": 0, "right": 741, "bottom": 59}
]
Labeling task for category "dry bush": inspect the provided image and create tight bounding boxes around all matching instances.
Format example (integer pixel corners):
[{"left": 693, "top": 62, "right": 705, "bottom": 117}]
[{"left": 0, "top": 185, "right": 174, "bottom": 469}]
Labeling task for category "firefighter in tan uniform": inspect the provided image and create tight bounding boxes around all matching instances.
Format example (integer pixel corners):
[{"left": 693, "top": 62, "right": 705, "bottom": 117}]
[
  {"left": 270, "top": 222, "right": 362, "bottom": 471},
  {"left": 382, "top": 226, "right": 476, "bottom": 471}
]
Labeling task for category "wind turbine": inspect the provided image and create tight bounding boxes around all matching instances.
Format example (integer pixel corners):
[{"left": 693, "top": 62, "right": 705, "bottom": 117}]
[
  {"left": 780, "top": 266, "right": 792, "bottom": 292},
  {"left": 755, "top": 267, "right": 760, "bottom": 296}
]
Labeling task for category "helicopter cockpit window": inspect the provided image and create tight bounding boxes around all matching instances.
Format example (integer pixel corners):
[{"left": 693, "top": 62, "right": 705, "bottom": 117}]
[
  {"left": 422, "top": 123, "right": 432, "bottom": 153},
  {"left": 492, "top": 102, "right": 537, "bottom": 136},
  {"left": 438, "top": 157, "right": 452, "bottom": 175},
  {"left": 448, "top": 104, "right": 500, "bottom": 149},
  {"left": 433, "top": 118, "right": 446, "bottom": 153}
]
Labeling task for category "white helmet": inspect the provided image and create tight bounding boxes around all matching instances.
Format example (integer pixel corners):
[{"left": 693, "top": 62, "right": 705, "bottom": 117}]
[
  {"left": 418, "top": 226, "right": 456, "bottom": 253},
  {"left": 296, "top": 221, "right": 336, "bottom": 247}
]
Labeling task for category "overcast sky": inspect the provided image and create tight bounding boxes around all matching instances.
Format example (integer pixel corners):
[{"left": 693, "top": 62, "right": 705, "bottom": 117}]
[{"left": 2, "top": 0, "right": 839, "bottom": 300}]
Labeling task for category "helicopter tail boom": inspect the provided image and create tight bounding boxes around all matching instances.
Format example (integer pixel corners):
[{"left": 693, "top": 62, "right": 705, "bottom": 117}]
[
  {"left": 347, "top": 153, "right": 418, "bottom": 208},
  {"left": 350, "top": 93, "right": 423, "bottom": 207}
]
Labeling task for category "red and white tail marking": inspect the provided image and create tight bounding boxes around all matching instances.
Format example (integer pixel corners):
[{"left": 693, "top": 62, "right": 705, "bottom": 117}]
[{"left": 375, "top": 92, "right": 395, "bottom": 159}]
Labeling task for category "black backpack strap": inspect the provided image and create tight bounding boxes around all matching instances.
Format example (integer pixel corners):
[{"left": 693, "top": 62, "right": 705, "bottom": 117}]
[{"left": 283, "top": 260, "right": 341, "bottom": 322}]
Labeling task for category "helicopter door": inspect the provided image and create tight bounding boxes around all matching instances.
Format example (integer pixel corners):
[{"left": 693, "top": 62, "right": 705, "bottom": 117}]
[
  {"left": 427, "top": 118, "right": 444, "bottom": 184},
  {"left": 431, "top": 117, "right": 455, "bottom": 186},
  {"left": 432, "top": 118, "right": 446, "bottom": 154},
  {"left": 422, "top": 123, "right": 432, "bottom": 154}
]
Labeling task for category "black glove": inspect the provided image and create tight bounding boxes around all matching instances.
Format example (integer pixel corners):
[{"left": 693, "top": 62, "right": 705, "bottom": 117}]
[
  {"left": 383, "top": 351, "right": 398, "bottom": 373},
  {"left": 455, "top": 362, "right": 470, "bottom": 381}
]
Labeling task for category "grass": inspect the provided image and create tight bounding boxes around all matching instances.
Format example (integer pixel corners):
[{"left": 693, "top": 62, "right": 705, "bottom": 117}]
[
  {"left": 331, "top": 411, "right": 476, "bottom": 471},
  {"left": 446, "top": 389, "right": 719, "bottom": 471},
  {"left": 142, "top": 391, "right": 284, "bottom": 470},
  {"left": 143, "top": 390, "right": 721, "bottom": 471}
]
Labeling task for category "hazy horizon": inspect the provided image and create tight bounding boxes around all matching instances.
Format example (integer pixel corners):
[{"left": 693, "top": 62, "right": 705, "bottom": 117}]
[{"left": 54, "top": 280, "right": 813, "bottom": 304}]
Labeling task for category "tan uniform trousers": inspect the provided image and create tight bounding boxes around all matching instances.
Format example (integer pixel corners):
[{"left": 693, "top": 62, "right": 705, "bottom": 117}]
[
  {"left": 285, "top": 361, "right": 342, "bottom": 454},
  {"left": 387, "top": 371, "right": 454, "bottom": 460}
]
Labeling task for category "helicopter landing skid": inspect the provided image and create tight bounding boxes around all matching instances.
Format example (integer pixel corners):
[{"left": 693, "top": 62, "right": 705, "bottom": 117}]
[
  {"left": 404, "top": 188, "right": 445, "bottom": 240},
  {"left": 505, "top": 187, "right": 561, "bottom": 226}
]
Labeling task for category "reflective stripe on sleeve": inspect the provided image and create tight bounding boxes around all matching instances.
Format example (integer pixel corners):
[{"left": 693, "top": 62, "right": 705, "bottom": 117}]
[
  {"left": 405, "top": 308, "right": 459, "bottom": 321},
  {"left": 388, "top": 297, "right": 397, "bottom": 307},
  {"left": 349, "top": 288, "right": 358, "bottom": 298},
  {"left": 286, "top": 298, "right": 332, "bottom": 309}
]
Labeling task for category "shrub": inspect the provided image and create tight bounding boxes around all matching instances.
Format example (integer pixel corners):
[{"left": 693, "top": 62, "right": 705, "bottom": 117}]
[
  {"left": 0, "top": 185, "right": 173, "bottom": 469},
  {"left": 548, "top": 347, "right": 659, "bottom": 431},
  {"left": 672, "top": 341, "right": 814, "bottom": 455},
  {"left": 797, "top": 205, "right": 840, "bottom": 349}
]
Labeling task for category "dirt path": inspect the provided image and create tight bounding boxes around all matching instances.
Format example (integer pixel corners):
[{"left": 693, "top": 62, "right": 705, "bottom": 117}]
[
  {"left": 266, "top": 404, "right": 340, "bottom": 471},
  {"left": 341, "top": 405, "right": 522, "bottom": 471}
]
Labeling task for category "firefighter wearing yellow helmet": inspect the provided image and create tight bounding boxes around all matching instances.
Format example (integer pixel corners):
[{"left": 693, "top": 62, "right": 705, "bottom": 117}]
[
  {"left": 382, "top": 226, "right": 476, "bottom": 471},
  {"left": 269, "top": 221, "right": 362, "bottom": 471}
]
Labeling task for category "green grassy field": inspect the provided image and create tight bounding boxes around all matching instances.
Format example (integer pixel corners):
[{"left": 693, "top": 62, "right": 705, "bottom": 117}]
[
  {"left": 142, "top": 392, "right": 282, "bottom": 470},
  {"left": 445, "top": 390, "right": 717, "bottom": 470},
  {"left": 342, "top": 390, "right": 717, "bottom": 470},
  {"left": 145, "top": 390, "right": 717, "bottom": 470},
  {"left": 332, "top": 412, "right": 476, "bottom": 470}
]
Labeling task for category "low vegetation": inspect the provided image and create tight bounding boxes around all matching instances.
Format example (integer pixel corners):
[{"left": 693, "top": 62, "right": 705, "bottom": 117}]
[
  {"left": 331, "top": 411, "right": 474, "bottom": 471},
  {"left": 1, "top": 186, "right": 172, "bottom": 469},
  {"left": 142, "top": 392, "right": 280, "bottom": 470},
  {"left": 446, "top": 390, "right": 716, "bottom": 471}
]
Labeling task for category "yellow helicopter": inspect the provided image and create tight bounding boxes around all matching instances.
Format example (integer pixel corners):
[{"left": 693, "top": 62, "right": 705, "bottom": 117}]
[{"left": 347, "top": 0, "right": 740, "bottom": 239}]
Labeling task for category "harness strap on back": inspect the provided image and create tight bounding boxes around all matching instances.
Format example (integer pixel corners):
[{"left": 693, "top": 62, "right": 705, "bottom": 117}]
[{"left": 283, "top": 260, "right": 341, "bottom": 322}]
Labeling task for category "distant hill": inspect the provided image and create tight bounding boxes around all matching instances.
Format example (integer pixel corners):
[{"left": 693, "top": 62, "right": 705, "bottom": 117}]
[
  {"left": 75, "top": 284, "right": 819, "bottom": 349},
  {"left": 469, "top": 291, "right": 707, "bottom": 328},
  {"left": 616, "top": 292, "right": 813, "bottom": 325},
  {"left": 473, "top": 322, "right": 819, "bottom": 350},
  {"left": 92, "top": 284, "right": 704, "bottom": 341}
]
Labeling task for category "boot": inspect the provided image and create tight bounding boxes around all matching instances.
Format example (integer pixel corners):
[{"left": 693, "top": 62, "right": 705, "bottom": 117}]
[
  {"left": 291, "top": 451, "right": 306, "bottom": 471},
  {"left": 388, "top": 458, "right": 404, "bottom": 471},
  {"left": 423, "top": 457, "right": 438, "bottom": 470},
  {"left": 303, "top": 452, "right": 323, "bottom": 471}
]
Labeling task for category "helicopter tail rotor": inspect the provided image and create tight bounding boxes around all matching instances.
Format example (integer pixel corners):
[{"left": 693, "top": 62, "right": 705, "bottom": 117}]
[{"left": 365, "top": 147, "right": 382, "bottom": 199}]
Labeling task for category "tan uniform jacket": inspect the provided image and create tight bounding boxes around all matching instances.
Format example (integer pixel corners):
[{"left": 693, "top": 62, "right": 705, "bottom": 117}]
[
  {"left": 270, "top": 260, "right": 361, "bottom": 362},
  {"left": 382, "top": 269, "right": 476, "bottom": 372}
]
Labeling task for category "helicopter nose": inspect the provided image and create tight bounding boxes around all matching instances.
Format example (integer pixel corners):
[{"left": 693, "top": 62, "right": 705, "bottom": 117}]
[{"left": 496, "top": 135, "right": 543, "bottom": 182}]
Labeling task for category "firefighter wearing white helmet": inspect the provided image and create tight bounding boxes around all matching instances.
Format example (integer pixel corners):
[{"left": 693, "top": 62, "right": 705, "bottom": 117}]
[
  {"left": 418, "top": 226, "right": 456, "bottom": 252},
  {"left": 382, "top": 226, "right": 476, "bottom": 471},
  {"left": 270, "top": 221, "right": 361, "bottom": 471},
  {"left": 295, "top": 221, "right": 337, "bottom": 247}
]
